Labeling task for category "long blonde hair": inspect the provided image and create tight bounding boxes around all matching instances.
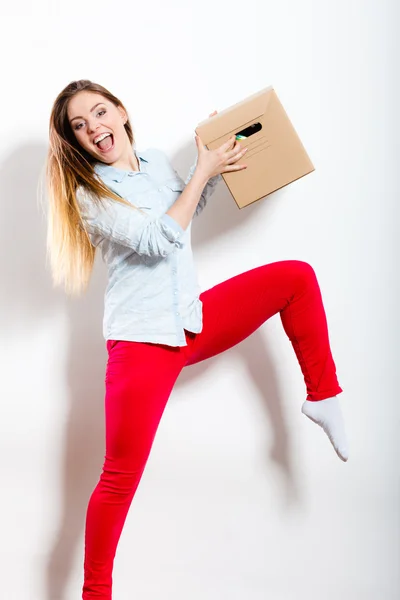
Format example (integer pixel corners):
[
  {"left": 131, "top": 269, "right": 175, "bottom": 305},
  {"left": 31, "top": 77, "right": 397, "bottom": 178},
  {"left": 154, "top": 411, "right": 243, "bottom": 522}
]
[{"left": 45, "top": 79, "right": 136, "bottom": 296}]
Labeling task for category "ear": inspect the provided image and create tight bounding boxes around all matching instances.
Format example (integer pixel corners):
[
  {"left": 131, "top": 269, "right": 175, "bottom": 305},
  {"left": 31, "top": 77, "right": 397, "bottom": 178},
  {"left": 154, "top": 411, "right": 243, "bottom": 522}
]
[{"left": 118, "top": 105, "right": 127, "bottom": 123}]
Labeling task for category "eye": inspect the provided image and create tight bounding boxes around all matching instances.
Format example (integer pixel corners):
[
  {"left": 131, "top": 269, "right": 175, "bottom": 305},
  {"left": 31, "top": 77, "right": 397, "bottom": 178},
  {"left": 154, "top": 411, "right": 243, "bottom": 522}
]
[{"left": 74, "top": 109, "right": 106, "bottom": 131}]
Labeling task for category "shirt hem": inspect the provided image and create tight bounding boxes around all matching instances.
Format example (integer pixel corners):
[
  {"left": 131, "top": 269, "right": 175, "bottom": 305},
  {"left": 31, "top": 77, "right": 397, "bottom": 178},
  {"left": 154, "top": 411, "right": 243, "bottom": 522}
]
[{"left": 104, "top": 330, "right": 202, "bottom": 347}]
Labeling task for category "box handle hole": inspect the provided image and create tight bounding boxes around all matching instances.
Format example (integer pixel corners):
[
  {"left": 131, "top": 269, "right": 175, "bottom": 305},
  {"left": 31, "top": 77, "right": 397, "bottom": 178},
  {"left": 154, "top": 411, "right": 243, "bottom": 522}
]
[{"left": 235, "top": 122, "right": 262, "bottom": 140}]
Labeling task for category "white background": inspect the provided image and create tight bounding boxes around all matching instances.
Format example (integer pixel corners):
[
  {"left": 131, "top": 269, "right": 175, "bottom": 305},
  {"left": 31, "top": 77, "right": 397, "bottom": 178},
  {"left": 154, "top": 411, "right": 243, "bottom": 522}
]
[{"left": 0, "top": 1, "right": 399, "bottom": 598}]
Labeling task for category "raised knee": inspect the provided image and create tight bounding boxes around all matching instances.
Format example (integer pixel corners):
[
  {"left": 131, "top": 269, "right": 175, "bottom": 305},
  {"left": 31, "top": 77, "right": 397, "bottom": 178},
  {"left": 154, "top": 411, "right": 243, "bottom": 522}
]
[
  {"left": 284, "top": 260, "right": 317, "bottom": 288},
  {"left": 294, "top": 260, "right": 315, "bottom": 276},
  {"left": 283, "top": 259, "right": 316, "bottom": 277}
]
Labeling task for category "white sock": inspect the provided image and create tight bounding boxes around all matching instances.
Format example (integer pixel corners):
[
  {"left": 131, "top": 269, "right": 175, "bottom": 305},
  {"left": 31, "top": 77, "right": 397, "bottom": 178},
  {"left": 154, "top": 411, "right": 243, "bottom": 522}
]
[{"left": 301, "top": 396, "right": 349, "bottom": 462}]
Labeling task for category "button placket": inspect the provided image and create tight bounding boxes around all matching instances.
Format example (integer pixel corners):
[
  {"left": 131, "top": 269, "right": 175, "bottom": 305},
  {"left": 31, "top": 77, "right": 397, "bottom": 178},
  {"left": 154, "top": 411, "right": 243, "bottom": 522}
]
[{"left": 173, "top": 267, "right": 179, "bottom": 314}]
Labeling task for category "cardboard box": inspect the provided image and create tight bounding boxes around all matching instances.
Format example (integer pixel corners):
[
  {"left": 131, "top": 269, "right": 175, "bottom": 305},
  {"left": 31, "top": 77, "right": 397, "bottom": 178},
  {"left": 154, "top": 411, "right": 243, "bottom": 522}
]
[{"left": 195, "top": 86, "right": 315, "bottom": 209}]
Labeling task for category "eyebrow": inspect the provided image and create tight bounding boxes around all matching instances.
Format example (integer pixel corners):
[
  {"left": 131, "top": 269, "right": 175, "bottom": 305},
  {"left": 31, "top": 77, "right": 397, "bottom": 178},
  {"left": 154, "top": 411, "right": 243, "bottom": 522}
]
[{"left": 70, "top": 102, "right": 105, "bottom": 123}]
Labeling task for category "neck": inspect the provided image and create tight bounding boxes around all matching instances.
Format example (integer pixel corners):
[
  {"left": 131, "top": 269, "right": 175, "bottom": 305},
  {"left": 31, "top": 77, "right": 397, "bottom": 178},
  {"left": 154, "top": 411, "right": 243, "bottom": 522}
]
[{"left": 110, "top": 139, "right": 140, "bottom": 172}]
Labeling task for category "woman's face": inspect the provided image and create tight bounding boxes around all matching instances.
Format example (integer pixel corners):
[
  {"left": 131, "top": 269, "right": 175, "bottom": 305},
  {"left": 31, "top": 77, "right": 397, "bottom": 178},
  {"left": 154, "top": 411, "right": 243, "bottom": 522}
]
[{"left": 67, "top": 91, "right": 128, "bottom": 163}]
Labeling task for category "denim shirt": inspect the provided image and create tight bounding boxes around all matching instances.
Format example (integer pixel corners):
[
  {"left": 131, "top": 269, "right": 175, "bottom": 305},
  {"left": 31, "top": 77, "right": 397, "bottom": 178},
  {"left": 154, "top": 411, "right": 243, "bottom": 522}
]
[{"left": 76, "top": 146, "right": 221, "bottom": 346}]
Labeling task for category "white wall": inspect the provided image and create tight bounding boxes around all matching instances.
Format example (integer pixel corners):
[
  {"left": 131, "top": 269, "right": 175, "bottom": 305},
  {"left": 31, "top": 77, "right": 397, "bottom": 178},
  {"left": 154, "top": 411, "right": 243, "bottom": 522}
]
[{"left": 0, "top": 1, "right": 398, "bottom": 598}]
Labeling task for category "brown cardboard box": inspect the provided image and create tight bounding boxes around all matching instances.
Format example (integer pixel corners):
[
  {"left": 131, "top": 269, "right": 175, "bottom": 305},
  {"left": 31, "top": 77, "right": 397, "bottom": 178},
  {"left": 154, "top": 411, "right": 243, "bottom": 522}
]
[{"left": 195, "top": 86, "right": 315, "bottom": 209}]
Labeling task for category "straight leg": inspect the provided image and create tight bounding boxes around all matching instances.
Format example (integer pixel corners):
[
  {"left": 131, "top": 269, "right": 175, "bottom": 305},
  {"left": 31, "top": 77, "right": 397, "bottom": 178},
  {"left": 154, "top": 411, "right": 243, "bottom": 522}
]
[{"left": 82, "top": 340, "right": 185, "bottom": 599}]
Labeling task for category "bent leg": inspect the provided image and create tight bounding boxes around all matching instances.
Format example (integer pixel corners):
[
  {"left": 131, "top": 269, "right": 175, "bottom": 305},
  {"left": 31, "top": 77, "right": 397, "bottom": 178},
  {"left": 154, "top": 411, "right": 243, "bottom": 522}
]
[
  {"left": 185, "top": 260, "right": 342, "bottom": 400},
  {"left": 184, "top": 260, "right": 347, "bottom": 459}
]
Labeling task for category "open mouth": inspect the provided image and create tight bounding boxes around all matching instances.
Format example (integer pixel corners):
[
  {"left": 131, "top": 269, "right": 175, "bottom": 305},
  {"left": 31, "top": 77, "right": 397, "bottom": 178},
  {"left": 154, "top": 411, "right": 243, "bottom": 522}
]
[{"left": 94, "top": 133, "right": 114, "bottom": 153}]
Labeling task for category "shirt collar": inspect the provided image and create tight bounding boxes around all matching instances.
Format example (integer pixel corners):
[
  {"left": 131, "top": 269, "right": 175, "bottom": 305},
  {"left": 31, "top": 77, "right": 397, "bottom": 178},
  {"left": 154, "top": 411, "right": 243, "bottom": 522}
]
[{"left": 94, "top": 146, "right": 149, "bottom": 183}]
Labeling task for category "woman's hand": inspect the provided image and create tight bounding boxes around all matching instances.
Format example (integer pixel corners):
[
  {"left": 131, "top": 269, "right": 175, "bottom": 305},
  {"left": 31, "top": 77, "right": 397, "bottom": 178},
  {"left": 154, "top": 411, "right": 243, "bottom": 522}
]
[{"left": 194, "top": 110, "right": 248, "bottom": 181}]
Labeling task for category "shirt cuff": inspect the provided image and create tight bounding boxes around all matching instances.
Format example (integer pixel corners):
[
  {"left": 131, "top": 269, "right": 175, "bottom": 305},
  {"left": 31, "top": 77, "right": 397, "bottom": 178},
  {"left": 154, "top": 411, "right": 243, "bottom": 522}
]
[
  {"left": 209, "top": 173, "right": 223, "bottom": 184},
  {"left": 159, "top": 213, "right": 185, "bottom": 246}
]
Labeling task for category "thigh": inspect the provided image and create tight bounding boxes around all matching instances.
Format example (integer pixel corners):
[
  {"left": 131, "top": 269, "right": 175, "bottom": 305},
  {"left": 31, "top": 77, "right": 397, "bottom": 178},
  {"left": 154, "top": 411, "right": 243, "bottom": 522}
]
[
  {"left": 104, "top": 340, "right": 185, "bottom": 469},
  {"left": 185, "top": 260, "right": 310, "bottom": 365}
]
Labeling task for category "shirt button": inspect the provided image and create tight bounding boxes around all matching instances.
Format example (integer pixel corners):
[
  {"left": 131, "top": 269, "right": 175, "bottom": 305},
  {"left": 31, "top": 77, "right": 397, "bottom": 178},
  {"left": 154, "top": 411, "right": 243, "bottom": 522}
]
[
  {"left": 174, "top": 291, "right": 177, "bottom": 295},
  {"left": 176, "top": 312, "right": 179, "bottom": 316},
  {"left": 158, "top": 187, "right": 162, "bottom": 191}
]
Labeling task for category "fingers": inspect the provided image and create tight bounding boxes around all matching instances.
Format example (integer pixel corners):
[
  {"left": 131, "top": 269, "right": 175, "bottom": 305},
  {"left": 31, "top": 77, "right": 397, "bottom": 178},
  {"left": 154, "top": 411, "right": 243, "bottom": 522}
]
[
  {"left": 221, "top": 135, "right": 237, "bottom": 151},
  {"left": 195, "top": 134, "right": 205, "bottom": 150},
  {"left": 223, "top": 139, "right": 248, "bottom": 170},
  {"left": 222, "top": 163, "right": 248, "bottom": 172},
  {"left": 225, "top": 143, "right": 247, "bottom": 164}
]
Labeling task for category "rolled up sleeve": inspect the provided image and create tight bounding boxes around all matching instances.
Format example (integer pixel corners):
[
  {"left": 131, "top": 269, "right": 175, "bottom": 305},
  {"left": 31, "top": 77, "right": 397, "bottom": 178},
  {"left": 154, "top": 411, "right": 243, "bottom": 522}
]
[{"left": 77, "top": 187, "right": 184, "bottom": 257}]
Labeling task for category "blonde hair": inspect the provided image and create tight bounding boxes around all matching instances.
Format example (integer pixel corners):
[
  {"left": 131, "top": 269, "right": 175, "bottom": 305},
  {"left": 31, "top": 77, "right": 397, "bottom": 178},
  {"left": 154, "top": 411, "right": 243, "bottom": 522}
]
[{"left": 44, "top": 79, "right": 136, "bottom": 296}]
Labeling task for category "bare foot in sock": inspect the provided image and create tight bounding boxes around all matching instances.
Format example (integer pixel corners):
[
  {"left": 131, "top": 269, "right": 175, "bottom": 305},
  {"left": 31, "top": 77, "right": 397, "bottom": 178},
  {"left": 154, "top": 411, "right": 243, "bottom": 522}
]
[{"left": 301, "top": 396, "right": 349, "bottom": 462}]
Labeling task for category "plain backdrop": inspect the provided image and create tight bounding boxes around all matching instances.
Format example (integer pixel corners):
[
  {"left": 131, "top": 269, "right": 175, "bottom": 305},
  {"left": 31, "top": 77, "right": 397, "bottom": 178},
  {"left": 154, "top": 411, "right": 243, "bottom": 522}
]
[{"left": 0, "top": 1, "right": 399, "bottom": 598}]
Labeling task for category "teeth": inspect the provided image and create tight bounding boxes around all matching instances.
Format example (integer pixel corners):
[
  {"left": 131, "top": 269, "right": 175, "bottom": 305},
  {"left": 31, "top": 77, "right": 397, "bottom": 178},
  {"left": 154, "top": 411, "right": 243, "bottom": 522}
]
[{"left": 94, "top": 132, "right": 112, "bottom": 144}]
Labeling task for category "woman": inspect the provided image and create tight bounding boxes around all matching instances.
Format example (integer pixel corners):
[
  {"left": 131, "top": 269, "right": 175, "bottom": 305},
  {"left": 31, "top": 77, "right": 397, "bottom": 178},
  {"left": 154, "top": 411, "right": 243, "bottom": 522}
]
[{"left": 46, "top": 79, "right": 348, "bottom": 599}]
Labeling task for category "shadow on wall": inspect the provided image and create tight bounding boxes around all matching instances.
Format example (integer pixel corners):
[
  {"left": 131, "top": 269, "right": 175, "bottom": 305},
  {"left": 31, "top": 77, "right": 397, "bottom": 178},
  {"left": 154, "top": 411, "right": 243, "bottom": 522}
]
[
  {"left": 0, "top": 143, "right": 109, "bottom": 599},
  {"left": 0, "top": 141, "right": 301, "bottom": 600}
]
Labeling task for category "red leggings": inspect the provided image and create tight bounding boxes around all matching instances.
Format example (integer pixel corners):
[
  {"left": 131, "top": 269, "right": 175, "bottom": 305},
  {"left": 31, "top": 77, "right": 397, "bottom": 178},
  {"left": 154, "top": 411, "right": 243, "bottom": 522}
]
[{"left": 82, "top": 260, "right": 342, "bottom": 598}]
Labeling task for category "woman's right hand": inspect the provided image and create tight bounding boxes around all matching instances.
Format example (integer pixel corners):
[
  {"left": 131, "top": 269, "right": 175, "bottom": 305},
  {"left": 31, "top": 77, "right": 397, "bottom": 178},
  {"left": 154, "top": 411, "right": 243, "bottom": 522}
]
[{"left": 194, "top": 134, "right": 248, "bottom": 181}]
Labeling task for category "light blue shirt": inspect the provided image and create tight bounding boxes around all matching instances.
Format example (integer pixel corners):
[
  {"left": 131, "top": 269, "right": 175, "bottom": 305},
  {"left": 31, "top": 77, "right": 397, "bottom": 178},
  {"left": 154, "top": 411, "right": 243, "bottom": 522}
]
[{"left": 76, "top": 146, "right": 221, "bottom": 346}]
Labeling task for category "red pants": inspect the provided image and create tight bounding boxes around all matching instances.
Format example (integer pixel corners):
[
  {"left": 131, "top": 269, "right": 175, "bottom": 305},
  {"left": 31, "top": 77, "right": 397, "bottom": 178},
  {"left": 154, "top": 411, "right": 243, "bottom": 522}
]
[{"left": 82, "top": 260, "right": 342, "bottom": 598}]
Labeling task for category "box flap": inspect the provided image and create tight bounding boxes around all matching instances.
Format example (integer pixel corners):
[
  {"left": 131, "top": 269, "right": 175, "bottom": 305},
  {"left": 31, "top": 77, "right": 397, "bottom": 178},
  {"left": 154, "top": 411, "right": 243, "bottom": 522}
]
[{"left": 195, "top": 85, "right": 274, "bottom": 145}]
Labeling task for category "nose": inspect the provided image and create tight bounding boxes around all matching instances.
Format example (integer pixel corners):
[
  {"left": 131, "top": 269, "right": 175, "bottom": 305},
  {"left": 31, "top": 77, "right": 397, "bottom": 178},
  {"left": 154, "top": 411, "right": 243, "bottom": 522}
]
[{"left": 87, "top": 118, "right": 100, "bottom": 134}]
